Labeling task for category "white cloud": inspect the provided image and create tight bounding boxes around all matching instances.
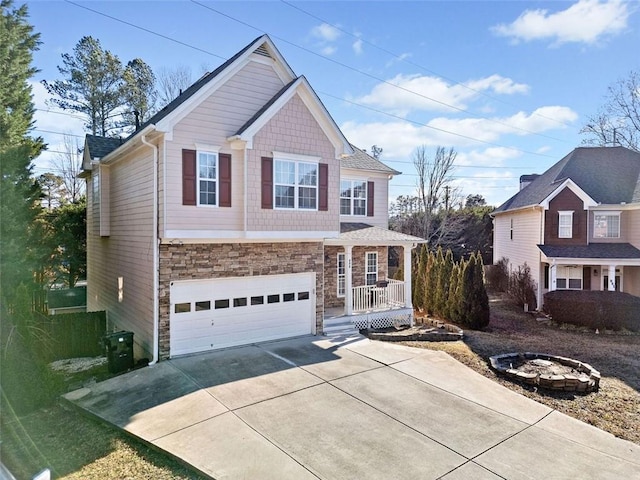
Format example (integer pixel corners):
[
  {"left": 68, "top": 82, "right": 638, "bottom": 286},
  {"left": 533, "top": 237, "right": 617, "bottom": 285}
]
[
  {"left": 311, "top": 23, "right": 341, "bottom": 42},
  {"left": 341, "top": 106, "right": 577, "bottom": 158},
  {"left": 491, "top": 0, "right": 630, "bottom": 45},
  {"left": 456, "top": 147, "right": 522, "bottom": 167},
  {"left": 353, "top": 73, "right": 530, "bottom": 117},
  {"left": 321, "top": 45, "right": 337, "bottom": 56},
  {"left": 352, "top": 38, "right": 363, "bottom": 55},
  {"left": 385, "top": 52, "right": 412, "bottom": 68}
]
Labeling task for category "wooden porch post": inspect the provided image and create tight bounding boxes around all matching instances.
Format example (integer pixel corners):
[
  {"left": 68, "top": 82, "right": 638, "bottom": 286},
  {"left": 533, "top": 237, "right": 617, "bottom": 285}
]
[{"left": 345, "top": 245, "right": 353, "bottom": 316}]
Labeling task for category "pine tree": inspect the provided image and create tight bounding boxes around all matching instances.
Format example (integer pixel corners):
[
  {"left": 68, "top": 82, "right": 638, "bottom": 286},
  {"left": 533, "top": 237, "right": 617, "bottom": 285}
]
[
  {"left": 435, "top": 248, "right": 454, "bottom": 317},
  {"left": 0, "top": 0, "right": 45, "bottom": 305},
  {"left": 121, "top": 58, "right": 157, "bottom": 129}
]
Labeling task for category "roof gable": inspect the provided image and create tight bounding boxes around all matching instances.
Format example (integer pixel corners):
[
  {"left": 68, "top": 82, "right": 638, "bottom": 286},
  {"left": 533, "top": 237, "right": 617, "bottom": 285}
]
[
  {"left": 495, "top": 147, "right": 640, "bottom": 213},
  {"left": 228, "top": 76, "right": 352, "bottom": 158}
]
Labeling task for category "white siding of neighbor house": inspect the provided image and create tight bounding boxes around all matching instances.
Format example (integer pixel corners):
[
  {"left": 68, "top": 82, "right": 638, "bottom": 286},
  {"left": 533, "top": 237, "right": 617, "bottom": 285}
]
[
  {"left": 339, "top": 167, "right": 390, "bottom": 228},
  {"left": 163, "top": 60, "right": 285, "bottom": 234},
  {"left": 86, "top": 144, "right": 155, "bottom": 359},
  {"left": 493, "top": 208, "right": 544, "bottom": 297},
  {"left": 246, "top": 93, "right": 340, "bottom": 234}
]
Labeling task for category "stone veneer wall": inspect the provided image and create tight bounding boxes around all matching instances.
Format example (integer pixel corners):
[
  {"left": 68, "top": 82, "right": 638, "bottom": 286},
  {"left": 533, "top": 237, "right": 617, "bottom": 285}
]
[
  {"left": 159, "top": 242, "right": 323, "bottom": 359},
  {"left": 323, "top": 246, "right": 388, "bottom": 308}
]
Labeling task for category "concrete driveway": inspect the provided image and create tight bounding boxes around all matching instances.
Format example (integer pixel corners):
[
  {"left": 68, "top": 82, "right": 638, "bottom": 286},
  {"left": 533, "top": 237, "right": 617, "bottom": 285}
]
[{"left": 64, "top": 336, "right": 640, "bottom": 479}]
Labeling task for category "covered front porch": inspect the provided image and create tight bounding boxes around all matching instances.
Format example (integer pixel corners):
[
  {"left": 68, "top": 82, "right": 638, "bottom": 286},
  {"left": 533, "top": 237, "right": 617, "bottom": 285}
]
[{"left": 323, "top": 223, "right": 425, "bottom": 334}]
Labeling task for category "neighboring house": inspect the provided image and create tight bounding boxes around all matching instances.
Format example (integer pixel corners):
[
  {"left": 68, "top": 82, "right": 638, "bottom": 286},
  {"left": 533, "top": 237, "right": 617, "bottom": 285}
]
[
  {"left": 82, "top": 35, "right": 424, "bottom": 361},
  {"left": 47, "top": 286, "right": 87, "bottom": 315},
  {"left": 492, "top": 146, "right": 640, "bottom": 310}
]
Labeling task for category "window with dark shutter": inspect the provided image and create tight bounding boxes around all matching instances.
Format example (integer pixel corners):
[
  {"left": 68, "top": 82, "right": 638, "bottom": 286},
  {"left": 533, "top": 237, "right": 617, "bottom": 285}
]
[
  {"left": 219, "top": 153, "right": 232, "bottom": 207},
  {"left": 182, "top": 149, "right": 196, "bottom": 205},
  {"left": 261, "top": 157, "right": 273, "bottom": 209},
  {"left": 367, "top": 181, "right": 375, "bottom": 217},
  {"left": 319, "top": 163, "right": 328, "bottom": 211}
]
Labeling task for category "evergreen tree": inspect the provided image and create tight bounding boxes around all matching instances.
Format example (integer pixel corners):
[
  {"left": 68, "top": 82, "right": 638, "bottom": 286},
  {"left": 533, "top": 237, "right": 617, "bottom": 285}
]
[
  {"left": 121, "top": 58, "right": 157, "bottom": 129},
  {"left": 445, "top": 262, "right": 461, "bottom": 322},
  {"left": 413, "top": 245, "right": 429, "bottom": 310},
  {"left": 43, "top": 36, "right": 124, "bottom": 136},
  {"left": 469, "top": 252, "right": 490, "bottom": 329},
  {"left": 435, "top": 248, "right": 454, "bottom": 317},
  {"left": 0, "top": 0, "right": 45, "bottom": 305},
  {"left": 424, "top": 249, "right": 438, "bottom": 315}
]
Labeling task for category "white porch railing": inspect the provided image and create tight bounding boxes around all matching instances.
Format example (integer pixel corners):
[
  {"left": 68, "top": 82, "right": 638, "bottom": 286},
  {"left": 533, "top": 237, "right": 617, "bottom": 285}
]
[{"left": 352, "top": 278, "right": 405, "bottom": 313}]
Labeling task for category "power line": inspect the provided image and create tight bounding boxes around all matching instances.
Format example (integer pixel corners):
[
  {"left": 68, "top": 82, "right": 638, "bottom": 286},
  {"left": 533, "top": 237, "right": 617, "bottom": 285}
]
[{"left": 280, "top": 0, "right": 575, "bottom": 130}]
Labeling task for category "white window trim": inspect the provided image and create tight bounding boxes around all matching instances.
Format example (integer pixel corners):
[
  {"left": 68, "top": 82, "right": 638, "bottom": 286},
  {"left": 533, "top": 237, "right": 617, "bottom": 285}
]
[
  {"left": 337, "top": 252, "right": 346, "bottom": 298},
  {"left": 556, "top": 265, "right": 582, "bottom": 290},
  {"left": 558, "top": 210, "right": 574, "bottom": 238},
  {"left": 340, "top": 178, "right": 367, "bottom": 216},
  {"left": 593, "top": 211, "right": 621, "bottom": 239},
  {"left": 273, "top": 158, "right": 318, "bottom": 211},
  {"left": 197, "top": 150, "right": 219, "bottom": 207},
  {"left": 366, "top": 251, "right": 378, "bottom": 286}
]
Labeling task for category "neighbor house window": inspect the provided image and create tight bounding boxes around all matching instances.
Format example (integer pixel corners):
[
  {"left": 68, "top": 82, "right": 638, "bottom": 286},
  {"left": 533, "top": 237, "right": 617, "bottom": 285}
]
[
  {"left": 594, "top": 213, "right": 620, "bottom": 238},
  {"left": 558, "top": 211, "right": 573, "bottom": 238},
  {"left": 366, "top": 252, "right": 378, "bottom": 286},
  {"left": 274, "top": 159, "right": 317, "bottom": 210},
  {"left": 556, "top": 266, "right": 582, "bottom": 290},
  {"left": 340, "top": 180, "right": 367, "bottom": 216},
  {"left": 337, "top": 253, "right": 346, "bottom": 297},
  {"left": 198, "top": 151, "right": 218, "bottom": 206}
]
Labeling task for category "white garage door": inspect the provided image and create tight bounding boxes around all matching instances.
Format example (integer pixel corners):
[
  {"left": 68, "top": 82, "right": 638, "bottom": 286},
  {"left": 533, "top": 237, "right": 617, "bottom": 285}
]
[{"left": 170, "top": 273, "right": 316, "bottom": 357}]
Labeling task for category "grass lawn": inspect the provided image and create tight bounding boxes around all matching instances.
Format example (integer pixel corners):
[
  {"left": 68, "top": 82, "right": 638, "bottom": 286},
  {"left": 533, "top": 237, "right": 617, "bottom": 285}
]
[{"left": 406, "top": 293, "right": 640, "bottom": 445}]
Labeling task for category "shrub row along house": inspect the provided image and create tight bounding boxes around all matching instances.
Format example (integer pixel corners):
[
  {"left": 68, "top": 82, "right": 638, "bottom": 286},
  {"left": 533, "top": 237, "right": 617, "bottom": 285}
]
[
  {"left": 82, "top": 35, "right": 424, "bottom": 361},
  {"left": 492, "top": 146, "right": 640, "bottom": 310}
]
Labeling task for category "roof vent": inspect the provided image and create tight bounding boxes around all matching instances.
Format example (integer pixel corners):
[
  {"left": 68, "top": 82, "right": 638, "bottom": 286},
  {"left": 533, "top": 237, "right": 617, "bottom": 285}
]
[{"left": 254, "top": 44, "right": 272, "bottom": 59}]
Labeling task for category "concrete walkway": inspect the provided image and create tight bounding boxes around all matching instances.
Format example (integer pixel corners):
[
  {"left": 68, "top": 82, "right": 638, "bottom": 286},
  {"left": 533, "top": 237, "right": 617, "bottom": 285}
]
[{"left": 64, "top": 336, "right": 640, "bottom": 480}]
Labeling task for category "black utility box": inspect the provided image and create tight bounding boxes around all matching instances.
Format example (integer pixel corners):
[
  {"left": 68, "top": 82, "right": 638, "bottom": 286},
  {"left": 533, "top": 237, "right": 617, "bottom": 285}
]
[{"left": 104, "top": 331, "right": 134, "bottom": 374}]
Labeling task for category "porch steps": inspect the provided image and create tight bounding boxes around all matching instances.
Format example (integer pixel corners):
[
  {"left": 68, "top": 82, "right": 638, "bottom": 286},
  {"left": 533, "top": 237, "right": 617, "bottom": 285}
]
[{"left": 323, "top": 318, "right": 359, "bottom": 336}]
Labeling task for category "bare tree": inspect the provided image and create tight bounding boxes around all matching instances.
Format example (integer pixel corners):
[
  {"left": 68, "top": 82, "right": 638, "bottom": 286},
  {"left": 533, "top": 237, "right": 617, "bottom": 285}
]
[
  {"left": 413, "top": 145, "right": 458, "bottom": 243},
  {"left": 157, "top": 65, "right": 193, "bottom": 106},
  {"left": 52, "top": 134, "right": 85, "bottom": 202},
  {"left": 581, "top": 70, "right": 640, "bottom": 152}
]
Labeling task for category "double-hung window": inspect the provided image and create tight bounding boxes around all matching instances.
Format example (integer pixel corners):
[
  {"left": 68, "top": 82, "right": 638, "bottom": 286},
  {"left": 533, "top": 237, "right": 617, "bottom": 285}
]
[
  {"left": 556, "top": 266, "right": 582, "bottom": 290},
  {"left": 340, "top": 180, "right": 367, "bottom": 216},
  {"left": 594, "top": 212, "right": 620, "bottom": 238},
  {"left": 558, "top": 211, "right": 573, "bottom": 238},
  {"left": 274, "top": 159, "right": 318, "bottom": 210},
  {"left": 366, "top": 252, "right": 378, "bottom": 286},
  {"left": 337, "top": 253, "right": 346, "bottom": 297},
  {"left": 198, "top": 151, "right": 218, "bottom": 206}
]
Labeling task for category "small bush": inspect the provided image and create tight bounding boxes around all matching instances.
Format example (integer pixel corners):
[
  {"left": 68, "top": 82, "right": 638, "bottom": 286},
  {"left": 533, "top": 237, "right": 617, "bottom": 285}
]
[
  {"left": 486, "top": 257, "right": 509, "bottom": 292},
  {"left": 543, "top": 290, "right": 640, "bottom": 332},
  {"left": 508, "top": 263, "right": 537, "bottom": 311}
]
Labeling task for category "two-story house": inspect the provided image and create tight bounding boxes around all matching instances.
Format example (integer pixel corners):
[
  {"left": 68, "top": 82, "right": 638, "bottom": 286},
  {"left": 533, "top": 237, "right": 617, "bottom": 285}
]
[
  {"left": 492, "top": 146, "right": 640, "bottom": 310},
  {"left": 82, "top": 35, "right": 423, "bottom": 362}
]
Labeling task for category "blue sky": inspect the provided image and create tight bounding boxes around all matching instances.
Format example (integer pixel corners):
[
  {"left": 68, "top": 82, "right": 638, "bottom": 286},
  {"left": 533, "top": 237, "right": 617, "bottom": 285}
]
[{"left": 26, "top": 0, "right": 639, "bottom": 206}]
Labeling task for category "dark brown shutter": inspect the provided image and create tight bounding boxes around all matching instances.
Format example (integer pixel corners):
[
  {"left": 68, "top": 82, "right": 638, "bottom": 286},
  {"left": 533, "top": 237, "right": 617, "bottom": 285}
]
[
  {"left": 219, "top": 153, "right": 232, "bottom": 207},
  {"left": 261, "top": 157, "right": 273, "bottom": 209},
  {"left": 182, "top": 149, "right": 196, "bottom": 205},
  {"left": 367, "top": 181, "right": 375, "bottom": 217},
  {"left": 319, "top": 163, "right": 328, "bottom": 211}
]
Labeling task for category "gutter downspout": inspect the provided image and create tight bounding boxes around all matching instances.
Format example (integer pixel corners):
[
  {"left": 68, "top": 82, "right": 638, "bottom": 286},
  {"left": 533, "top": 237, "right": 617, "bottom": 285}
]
[{"left": 141, "top": 134, "right": 159, "bottom": 365}]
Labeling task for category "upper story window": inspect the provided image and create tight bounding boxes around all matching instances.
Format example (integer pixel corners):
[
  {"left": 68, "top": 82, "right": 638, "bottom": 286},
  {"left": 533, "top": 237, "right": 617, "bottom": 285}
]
[
  {"left": 594, "top": 212, "right": 620, "bottom": 238},
  {"left": 198, "top": 151, "right": 218, "bottom": 206},
  {"left": 274, "top": 159, "right": 317, "bottom": 210},
  {"left": 340, "top": 180, "right": 367, "bottom": 216},
  {"left": 558, "top": 211, "right": 573, "bottom": 238}
]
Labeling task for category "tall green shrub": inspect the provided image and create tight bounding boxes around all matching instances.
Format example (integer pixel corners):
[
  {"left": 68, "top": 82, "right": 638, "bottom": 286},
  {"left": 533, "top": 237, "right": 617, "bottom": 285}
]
[
  {"left": 424, "top": 249, "right": 438, "bottom": 315},
  {"left": 435, "top": 249, "right": 454, "bottom": 317},
  {"left": 413, "top": 245, "right": 429, "bottom": 311},
  {"left": 446, "top": 263, "right": 461, "bottom": 322},
  {"left": 469, "top": 253, "right": 490, "bottom": 329}
]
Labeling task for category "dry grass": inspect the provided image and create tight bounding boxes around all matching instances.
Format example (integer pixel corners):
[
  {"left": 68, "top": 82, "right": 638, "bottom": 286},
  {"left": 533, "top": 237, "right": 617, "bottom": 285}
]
[{"left": 404, "top": 293, "right": 640, "bottom": 445}]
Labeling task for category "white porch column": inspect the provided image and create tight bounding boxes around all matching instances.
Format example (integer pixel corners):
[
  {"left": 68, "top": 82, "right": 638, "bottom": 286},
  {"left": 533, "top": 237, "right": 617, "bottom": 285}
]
[
  {"left": 403, "top": 245, "right": 413, "bottom": 309},
  {"left": 607, "top": 264, "right": 616, "bottom": 291},
  {"left": 345, "top": 245, "right": 353, "bottom": 316},
  {"left": 550, "top": 264, "right": 557, "bottom": 291}
]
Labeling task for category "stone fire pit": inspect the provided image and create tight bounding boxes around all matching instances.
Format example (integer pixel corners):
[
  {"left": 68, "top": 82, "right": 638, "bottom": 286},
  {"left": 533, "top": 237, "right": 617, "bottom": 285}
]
[{"left": 489, "top": 352, "right": 600, "bottom": 393}]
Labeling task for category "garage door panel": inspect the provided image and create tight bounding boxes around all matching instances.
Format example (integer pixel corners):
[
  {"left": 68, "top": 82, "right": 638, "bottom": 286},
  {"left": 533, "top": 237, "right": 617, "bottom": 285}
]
[{"left": 170, "top": 273, "right": 315, "bottom": 357}]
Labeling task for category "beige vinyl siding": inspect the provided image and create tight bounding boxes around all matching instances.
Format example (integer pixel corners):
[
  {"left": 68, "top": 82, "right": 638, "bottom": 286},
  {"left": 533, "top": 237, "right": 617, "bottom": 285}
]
[
  {"left": 493, "top": 208, "right": 544, "bottom": 285},
  {"left": 247, "top": 93, "right": 339, "bottom": 233},
  {"left": 339, "top": 167, "right": 390, "bottom": 228},
  {"left": 86, "top": 145, "right": 155, "bottom": 358},
  {"left": 623, "top": 208, "right": 640, "bottom": 249},
  {"left": 163, "top": 60, "right": 285, "bottom": 234},
  {"left": 589, "top": 210, "right": 630, "bottom": 243}
]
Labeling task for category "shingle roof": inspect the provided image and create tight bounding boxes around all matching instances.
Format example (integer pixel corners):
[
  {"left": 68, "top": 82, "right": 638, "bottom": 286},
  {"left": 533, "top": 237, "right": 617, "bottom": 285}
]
[
  {"left": 342, "top": 145, "right": 401, "bottom": 175},
  {"left": 85, "top": 135, "right": 124, "bottom": 160},
  {"left": 337, "top": 223, "right": 425, "bottom": 243},
  {"left": 538, "top": 243, "right": 640, "bottom": 259},
  {"left": 495, "top": 147, "right": 640, "bottom": 213},
  {"left": 235, "top": 78, "right": 299, "bottom": 136}
]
